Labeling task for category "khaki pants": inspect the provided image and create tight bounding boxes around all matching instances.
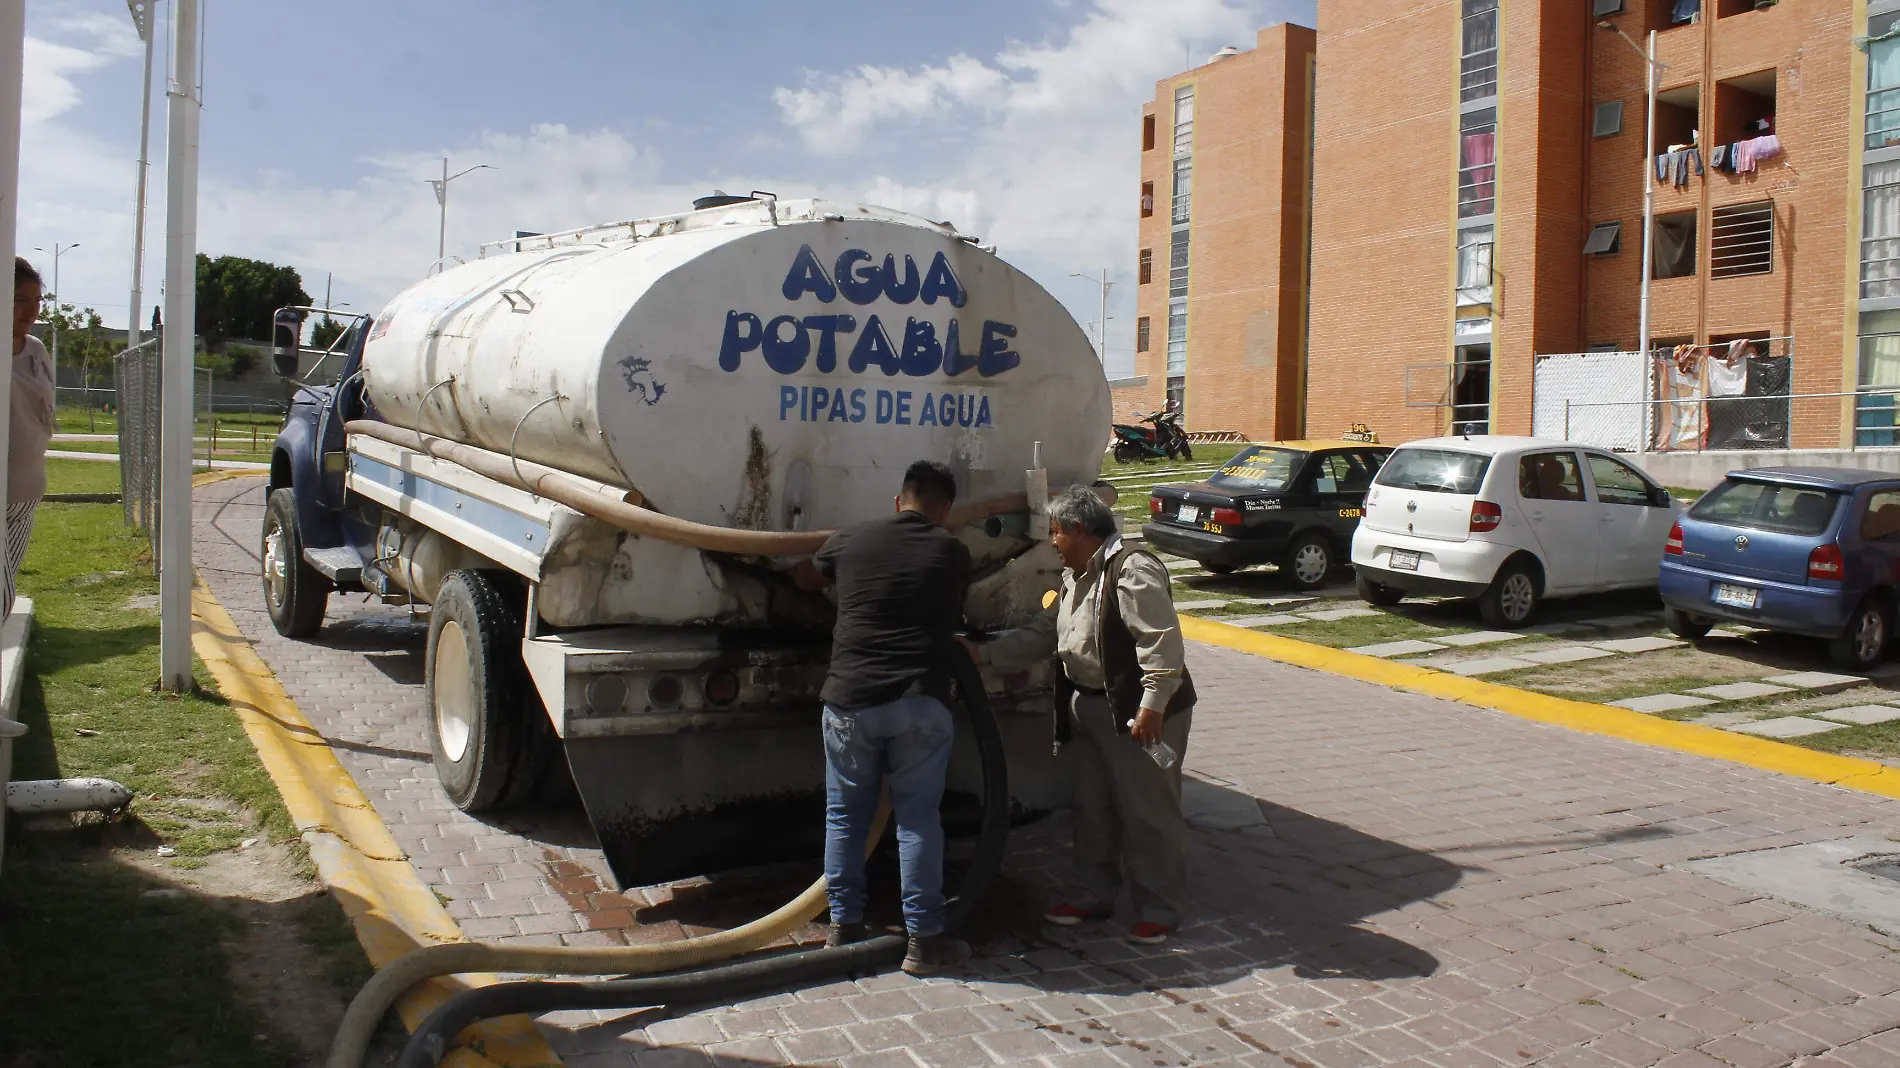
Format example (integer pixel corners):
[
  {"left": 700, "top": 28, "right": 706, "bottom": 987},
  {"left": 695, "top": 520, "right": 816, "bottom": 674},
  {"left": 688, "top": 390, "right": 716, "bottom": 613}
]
[{"left": 1066, "top": 691, "right": 1191, "bottom": 926}]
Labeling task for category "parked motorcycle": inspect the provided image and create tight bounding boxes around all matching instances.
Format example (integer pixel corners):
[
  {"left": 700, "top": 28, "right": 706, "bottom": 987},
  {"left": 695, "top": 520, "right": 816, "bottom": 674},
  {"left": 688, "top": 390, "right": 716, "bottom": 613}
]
[{"left": 1111, "top": 405, "right": 1193, "bottom": 463}]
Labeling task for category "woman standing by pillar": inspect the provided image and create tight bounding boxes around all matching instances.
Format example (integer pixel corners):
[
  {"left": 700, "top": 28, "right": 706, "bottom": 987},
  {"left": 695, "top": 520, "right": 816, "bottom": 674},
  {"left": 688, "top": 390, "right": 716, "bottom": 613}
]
[{"left": 7, "top": 257, "right": 51, "bottom": 615}]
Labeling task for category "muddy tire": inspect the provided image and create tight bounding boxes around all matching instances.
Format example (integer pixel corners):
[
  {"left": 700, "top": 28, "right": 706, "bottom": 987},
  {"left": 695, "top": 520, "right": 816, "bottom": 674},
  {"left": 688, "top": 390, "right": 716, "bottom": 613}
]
[
  {"left": 428, "top": 570, "right": 531, "bottom": 813},
  {"left": 1663, "top": 606, "right": 1713, "bottom": 641},
  {"left": 261, "top": 488, "right": 329, "bottom": 638},
  {"left": 1478, "top": 557, "right": 1540, "bottom": 629},
  {"left": 1830, "top": 596, "right": 1890, "bottom": 671}
]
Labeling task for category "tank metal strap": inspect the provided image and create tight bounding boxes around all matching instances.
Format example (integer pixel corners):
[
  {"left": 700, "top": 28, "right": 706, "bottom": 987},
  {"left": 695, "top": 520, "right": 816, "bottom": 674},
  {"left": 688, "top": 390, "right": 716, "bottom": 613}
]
[
  {"left": 510, "top": 394, "right": 568, "bottom": 489},
  {"left": 419, "top": 377, "right": 462, "bottom": 436}
]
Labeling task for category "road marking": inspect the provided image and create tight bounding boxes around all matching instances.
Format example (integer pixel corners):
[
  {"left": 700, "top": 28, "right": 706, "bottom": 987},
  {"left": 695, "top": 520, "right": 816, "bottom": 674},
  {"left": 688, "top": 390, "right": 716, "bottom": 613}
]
[
  {"left": 1179, "top": 615, "right": 1900, "bottom": 801},
  {"left": 190, "top": 580, "right": 561, "bottom": 1068}
]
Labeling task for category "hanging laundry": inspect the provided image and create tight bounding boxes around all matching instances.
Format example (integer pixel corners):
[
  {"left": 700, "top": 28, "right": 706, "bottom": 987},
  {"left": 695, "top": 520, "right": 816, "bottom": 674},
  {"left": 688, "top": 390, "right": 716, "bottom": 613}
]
[
  {"left": 1655, "top": 152, "right": 1672, "bottom": 183},
  {"left": 1735, "top": 139, "right": 1757, "bottom": 173},
  {"left": 1749, "top": 133, "right": 1782, "bottom": 162},
  {"left": 1708, "top": 349, "right": 1747, "bottom": 398},
  {"left": 1706, "top": 343, "right": 1751, "bottom": 449},
  {"left": 1656, "top": 348, "right": 1707, "bottom": 451},
  {"left": 1710, "top": 144, "right": 1731, "bottom": 172}
]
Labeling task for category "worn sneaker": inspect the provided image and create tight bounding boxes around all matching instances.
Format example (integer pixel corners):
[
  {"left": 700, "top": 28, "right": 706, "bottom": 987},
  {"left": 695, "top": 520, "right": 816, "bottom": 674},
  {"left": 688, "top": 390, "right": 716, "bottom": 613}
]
[
  {"left": 901, "top": 934, "right": 972, "bottom": 976},
  {"left": 1043, "top": 903, "right": 1113, "bottom": 927},
  {"left": 1127, "top": 921, "right": 1174, "bottom": 945},
  {"left": 826, "top": 921, "right": 868, "bottom": 948}
]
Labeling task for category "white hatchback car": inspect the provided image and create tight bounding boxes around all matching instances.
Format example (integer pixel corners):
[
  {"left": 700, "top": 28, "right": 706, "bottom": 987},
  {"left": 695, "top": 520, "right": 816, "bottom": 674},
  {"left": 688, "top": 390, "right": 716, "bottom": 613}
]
[{"left": 1349, "top": 436, "right": 1680, "bottom": 627}]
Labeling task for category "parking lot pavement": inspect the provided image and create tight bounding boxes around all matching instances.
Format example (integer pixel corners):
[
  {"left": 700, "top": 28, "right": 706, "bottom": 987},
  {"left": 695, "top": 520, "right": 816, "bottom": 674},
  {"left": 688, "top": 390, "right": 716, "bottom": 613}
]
[{"left": 198, "top": 476, "right": 1900, "bottom": 1067}]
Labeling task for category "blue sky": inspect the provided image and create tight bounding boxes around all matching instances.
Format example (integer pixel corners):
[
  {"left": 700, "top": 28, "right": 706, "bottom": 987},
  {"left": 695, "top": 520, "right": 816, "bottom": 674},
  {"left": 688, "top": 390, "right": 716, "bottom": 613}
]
[{"left": 22, "top": 0, "right": 1314, "bottom": 376}]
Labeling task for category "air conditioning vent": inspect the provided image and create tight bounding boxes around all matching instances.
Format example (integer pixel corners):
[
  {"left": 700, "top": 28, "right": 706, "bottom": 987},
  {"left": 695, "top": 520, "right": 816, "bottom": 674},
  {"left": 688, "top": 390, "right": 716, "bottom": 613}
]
[
  {"left": 1594, "top": 101, "right": 1624, "bottom": 138},
  {"left": 1592, "top": 0, "right": 1626, "bottom": 15}
]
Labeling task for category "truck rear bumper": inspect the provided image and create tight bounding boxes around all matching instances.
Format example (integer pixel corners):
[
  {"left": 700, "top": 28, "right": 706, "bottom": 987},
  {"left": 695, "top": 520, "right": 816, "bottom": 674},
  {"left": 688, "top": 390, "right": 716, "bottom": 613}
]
[{"left": 523, "top": 624, "right": 1067, "bottom": 888}]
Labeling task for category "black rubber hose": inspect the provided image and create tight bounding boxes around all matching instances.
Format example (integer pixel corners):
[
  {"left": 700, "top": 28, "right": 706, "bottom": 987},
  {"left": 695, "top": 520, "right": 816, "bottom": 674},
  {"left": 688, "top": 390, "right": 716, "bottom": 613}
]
[{"left": 396, "top": 645, "right": 1011, "bottom": 1068}]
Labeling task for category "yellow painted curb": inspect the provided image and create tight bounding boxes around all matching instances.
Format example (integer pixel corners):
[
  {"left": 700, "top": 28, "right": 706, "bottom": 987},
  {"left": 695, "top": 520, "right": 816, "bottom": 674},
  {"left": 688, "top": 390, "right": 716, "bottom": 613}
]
[
  {"left": 1181, "top": 615, "right": 1900, "bottom": 801},
  {"left": 191, "top": 580, "right": 563, "bottom": 1068}
]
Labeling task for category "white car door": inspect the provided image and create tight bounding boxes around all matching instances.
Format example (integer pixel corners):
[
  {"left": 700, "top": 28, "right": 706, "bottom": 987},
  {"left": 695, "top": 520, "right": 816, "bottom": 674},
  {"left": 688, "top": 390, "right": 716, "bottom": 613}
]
[
  {"left": 1512, "top": 449, "right": 1598, "bottom": 592},
  {"left": 1583, "top": 452, "right": 1677, "bottom": 588}
]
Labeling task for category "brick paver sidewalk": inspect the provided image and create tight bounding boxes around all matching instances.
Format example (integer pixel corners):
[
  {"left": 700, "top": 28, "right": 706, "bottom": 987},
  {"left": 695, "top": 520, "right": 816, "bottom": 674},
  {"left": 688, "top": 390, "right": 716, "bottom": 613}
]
[{"left": 197, "top": 476, "right": 1900, "bottom": 1067}]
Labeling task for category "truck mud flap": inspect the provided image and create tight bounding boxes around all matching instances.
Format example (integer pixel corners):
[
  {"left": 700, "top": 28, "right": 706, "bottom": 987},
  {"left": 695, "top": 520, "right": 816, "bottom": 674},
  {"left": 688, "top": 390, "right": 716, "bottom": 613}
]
[{"left": 564, "top": 713, "right": 1069, "bottom": 890}]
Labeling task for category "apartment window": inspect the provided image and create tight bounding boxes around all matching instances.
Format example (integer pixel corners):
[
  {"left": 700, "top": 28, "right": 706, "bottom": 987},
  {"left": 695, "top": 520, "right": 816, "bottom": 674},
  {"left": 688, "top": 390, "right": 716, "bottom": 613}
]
[
  {"left": 1714, "top": 70, "right": 1775, "bottom": 148},
  {"left": 1459, "top": 108, "right": 1497, "bottom": 219},
  {"left": 1865, "top": 161, "right": 1900, "bottom": 300},
  {"left": 1166, "top": 375, "right": 1186, "bottom": 419},
  {"left": 1650, "top": 0, "right": 1700, "bottom": 34},
  {"left": 1652, "top": 211, "right": 1696, "bottom": 278},
  {"left": 1169, "top": 230, "right": 1190, "bottom": 300},
  {"left": 1167, "top": 300, "right": 1187, "bottom": 373},
  {"left": 1460, "top": 0, "right": 1499, "bottom": 104},
  {"left": 1711, "top": 202, "right": 1774, "bottom": 278},
  {"left": 1139, "top": 248, "right": 1153, "bottom": 285},
  {"left": 1172, "top": 85, "right": 1194, "bottom": 155},
  {"left": 1593, "top": 101, "right": 1624, "bottom": 138},
  {"left": 1869, "top": 12, "right": 1900, "bottom": 152},
  {"left": 1860, "top": 310, "right": 1900, "bottom": 444},
  {"left": 1653, "top": 84, "right": 1700, "bottom": 154},
  {"left": 1456, "top": 225, "right": 1494, "bottom": 307},
  {"left": 1583, "top": 221, "right": 1622, "bottom": 256},
  {"left": 1140, "top": 181, "right": 1154, "bottom": 218},
  {"left": 1171, "top": 85, "right": 1194, "bottom": 225},
  {"left": 1142, "top": 114, "right": 1156, "bottom": 152},
  {"left": 1136, "top": 316, "right": 1151, "bottom": 352}
]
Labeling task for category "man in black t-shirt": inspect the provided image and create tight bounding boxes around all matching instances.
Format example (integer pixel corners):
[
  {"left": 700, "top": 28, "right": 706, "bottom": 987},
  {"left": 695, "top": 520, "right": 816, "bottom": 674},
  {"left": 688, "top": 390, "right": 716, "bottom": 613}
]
[{"left": 798, "top": 460, "right": 973, "bottom": 976}]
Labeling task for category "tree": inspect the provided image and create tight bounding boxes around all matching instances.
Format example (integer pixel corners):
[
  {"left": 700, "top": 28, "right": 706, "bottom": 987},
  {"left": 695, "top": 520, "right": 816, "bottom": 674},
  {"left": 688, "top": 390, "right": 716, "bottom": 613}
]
[
  {"left": 38, "top": 300, "right": 115, "bottom": 427},
  {"left": 310, "top": 316, "right": 345, "bottom": 350},
  {"left": 195, "top": 253, "right": 310, "bottom": 345}
]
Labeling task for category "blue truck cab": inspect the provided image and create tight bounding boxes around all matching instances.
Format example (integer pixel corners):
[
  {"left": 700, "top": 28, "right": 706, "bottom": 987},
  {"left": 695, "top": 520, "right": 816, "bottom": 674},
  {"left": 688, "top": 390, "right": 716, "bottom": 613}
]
[{"left": 261, "top": 308, "right": 382, "bottom": 636}]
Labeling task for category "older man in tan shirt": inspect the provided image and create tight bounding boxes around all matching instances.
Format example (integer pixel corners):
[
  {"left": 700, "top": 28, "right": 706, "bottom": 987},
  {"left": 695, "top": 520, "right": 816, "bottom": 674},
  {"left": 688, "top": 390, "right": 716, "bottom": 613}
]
[{"left": 974, "top": 485, "right": 1194, "bottom": 944}]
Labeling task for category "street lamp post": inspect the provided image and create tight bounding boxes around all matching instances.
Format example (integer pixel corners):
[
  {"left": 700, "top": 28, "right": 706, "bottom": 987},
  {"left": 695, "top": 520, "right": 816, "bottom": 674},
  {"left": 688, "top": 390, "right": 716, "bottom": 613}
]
[
  {"left": 34, "top": 242, "right": 79, "bottom": 395},
  {"left": 426, "top": 157, "right": 492, "bottom": 271},
  {"left": 126, "top": 0, "right": 156, "bottom": 351},
  {"left": 1069, "top": 268, "right": 1115, "bottom": 366},
  {"left": 1599, "top": 21, "right": 1665, "bottom": 367}
]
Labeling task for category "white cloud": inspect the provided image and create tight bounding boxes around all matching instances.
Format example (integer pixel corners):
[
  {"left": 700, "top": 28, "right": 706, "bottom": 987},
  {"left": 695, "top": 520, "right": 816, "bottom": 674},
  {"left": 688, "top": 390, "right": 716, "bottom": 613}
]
[
  {"left": 773, "top": 55, "right": 1008, "bottom": 155},
  {"left": 774, "top": 0, "right": 1298, "bottom": 375}
]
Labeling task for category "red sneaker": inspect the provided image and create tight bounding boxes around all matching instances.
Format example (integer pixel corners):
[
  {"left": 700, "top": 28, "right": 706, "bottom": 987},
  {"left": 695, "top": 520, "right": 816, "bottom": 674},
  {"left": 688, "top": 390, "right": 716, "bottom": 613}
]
[
  {"left": 1127, "top": 922, "right": 1174, "bottom": 945},
  {"left": 1043, "top": 903, "right": 1113, "bottom": 927}
]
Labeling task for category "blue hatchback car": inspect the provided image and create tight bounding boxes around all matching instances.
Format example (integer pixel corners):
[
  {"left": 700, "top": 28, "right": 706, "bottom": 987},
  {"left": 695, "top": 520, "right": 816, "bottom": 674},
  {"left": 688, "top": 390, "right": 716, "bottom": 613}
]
[{"left": 1659, "top": 467, "right": 1900, "bottom": 670}]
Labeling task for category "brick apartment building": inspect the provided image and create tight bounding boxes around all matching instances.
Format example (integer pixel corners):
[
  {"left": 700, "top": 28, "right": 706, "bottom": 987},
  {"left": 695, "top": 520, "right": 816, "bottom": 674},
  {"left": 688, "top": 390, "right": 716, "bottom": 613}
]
[
  {"left": 1114, "top": 24, "right": 1316, "bottom": 442},
  {"left": 1302, "top": 0, "right": 1870, "bottom": 450}
]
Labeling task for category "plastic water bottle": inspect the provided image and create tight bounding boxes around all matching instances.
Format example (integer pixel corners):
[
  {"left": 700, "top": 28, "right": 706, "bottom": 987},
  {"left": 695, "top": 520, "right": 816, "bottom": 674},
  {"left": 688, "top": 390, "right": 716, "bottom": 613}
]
[{"left": 1126, "top": 720, "right": 1177, "bottom": 770}]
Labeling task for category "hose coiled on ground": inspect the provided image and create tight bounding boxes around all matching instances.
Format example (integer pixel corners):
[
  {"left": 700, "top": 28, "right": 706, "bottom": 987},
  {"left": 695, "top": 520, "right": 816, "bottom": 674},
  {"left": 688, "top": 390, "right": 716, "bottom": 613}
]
[{"left": 388, "top": 645, "right": 1010, "bottom": 1067}]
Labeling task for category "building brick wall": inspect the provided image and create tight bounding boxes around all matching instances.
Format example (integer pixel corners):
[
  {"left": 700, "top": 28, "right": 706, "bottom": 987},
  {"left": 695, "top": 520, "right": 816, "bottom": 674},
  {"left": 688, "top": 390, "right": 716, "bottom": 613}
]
[{"left": 1128, "top": 25, "right": 1316, "bottom": 443}]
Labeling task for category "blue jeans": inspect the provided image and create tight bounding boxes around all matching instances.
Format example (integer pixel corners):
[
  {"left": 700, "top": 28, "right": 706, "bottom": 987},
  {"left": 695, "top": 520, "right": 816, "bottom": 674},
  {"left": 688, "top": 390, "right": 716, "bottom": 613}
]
[{"left": 822, "top": 695, "right": 955, "bottom": 937}]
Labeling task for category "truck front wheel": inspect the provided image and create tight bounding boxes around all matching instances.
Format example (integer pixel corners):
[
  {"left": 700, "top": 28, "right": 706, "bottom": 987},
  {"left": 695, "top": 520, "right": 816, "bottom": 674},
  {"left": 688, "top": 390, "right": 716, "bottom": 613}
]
[
  {"left": 428, "top": 570, "right": 529, "bottom": 813},
  {"left": 262, "top": 488, "right": 329, "bottom": 638}
]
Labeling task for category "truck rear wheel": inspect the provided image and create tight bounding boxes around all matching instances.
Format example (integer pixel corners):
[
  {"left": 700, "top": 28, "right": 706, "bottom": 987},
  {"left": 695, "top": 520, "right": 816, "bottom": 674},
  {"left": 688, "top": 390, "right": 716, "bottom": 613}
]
[
  {"left": 428, "top": 570, "right": 531, "bottom": 813},
  {"left": 262, "top": 487, "right": 329, "bottom": 638}
]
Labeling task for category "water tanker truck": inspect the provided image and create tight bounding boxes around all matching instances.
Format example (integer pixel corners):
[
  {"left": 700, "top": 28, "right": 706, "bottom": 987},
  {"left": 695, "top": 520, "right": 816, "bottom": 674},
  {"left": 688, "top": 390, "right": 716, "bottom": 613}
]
[{"left": 262, "top": 196, "right": 1113, "bottom": 889}]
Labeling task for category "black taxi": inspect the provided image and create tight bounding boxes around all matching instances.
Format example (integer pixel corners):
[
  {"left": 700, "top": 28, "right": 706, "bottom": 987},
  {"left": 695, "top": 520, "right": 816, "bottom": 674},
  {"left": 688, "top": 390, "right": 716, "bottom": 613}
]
[{"left": 1142, "top": 440, "right": 1394, "bottom": 590}]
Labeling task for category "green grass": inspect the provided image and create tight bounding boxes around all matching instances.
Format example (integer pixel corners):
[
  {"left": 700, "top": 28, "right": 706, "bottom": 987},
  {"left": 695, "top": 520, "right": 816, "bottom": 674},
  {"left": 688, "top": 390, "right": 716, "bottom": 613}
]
[
  {"left": 45, "top": 458, "right": 125, "bottom": 496},
  {"left": 0, "top": 501, "right": 368, "bottom": 1066},
  {"left": 56, "top": 407, "right": 283, "bottom": 437}
]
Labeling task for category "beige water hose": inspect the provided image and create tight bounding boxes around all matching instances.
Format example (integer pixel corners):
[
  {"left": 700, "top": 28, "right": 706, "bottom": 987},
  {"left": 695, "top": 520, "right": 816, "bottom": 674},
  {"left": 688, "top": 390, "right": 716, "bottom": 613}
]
[
  {"left": 343, "top": 421, "right": 1030, "bottom": 556},
  {"left": 328, "top": 800, "right": 889, "bottom": 1068}
]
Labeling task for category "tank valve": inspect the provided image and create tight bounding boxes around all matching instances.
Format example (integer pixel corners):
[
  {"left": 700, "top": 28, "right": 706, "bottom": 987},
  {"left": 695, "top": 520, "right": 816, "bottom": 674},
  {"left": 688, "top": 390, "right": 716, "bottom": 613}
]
[{"left": 1026, "top": 441, "right": 1049, "bottom": 541}]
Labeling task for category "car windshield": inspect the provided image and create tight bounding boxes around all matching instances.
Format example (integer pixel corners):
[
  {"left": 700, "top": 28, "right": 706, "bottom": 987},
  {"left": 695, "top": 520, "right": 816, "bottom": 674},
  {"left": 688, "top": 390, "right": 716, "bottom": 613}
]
[
  {"left": 1689, "top": 479, "right": 1843, "bottom": 536},
  {"left": 1374, "top": 448, "right": 1492, "bottom": 495},
  {"left": 1206, "top": 447, "right": 1303, "bottom": 492}
]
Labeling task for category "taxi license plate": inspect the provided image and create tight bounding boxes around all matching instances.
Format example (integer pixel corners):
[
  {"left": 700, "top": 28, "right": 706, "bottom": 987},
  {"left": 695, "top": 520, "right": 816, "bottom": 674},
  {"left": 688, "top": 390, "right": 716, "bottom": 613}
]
[
  {"left": 1713, "top": 583, "right": 1760, "bottom": 610},
  {"left": 1177, "top": 504, "right": 1199, "bottom": 523},
  {"left": 1390, "top": 549, "right": 1421, "bottom": 571}
]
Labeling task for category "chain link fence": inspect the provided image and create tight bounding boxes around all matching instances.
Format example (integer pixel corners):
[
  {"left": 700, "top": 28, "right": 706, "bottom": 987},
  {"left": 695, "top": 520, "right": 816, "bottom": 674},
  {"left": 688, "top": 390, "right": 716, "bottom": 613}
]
[{"left": 114, "top": 339, "right": 160, "bottom": 540}]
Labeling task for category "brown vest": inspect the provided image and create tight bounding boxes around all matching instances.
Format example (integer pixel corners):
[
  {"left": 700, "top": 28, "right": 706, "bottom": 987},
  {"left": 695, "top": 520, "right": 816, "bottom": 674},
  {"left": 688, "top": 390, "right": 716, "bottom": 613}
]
[{"left": 1052, "top": 544, "right": 1197, "bottom": 745}]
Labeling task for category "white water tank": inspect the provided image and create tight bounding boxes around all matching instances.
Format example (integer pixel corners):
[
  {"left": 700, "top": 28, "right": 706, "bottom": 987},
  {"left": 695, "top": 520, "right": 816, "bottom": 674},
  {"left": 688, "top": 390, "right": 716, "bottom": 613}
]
[{"left": 361, "top": 199, "right": 1110, "bottom": 531}]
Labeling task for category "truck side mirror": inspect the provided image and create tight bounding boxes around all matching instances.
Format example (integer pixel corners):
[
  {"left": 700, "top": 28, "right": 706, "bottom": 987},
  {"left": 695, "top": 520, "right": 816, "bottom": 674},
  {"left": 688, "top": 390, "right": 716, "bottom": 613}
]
[{"left": 271, "top": 310, "right": 302, "bottom": 378}]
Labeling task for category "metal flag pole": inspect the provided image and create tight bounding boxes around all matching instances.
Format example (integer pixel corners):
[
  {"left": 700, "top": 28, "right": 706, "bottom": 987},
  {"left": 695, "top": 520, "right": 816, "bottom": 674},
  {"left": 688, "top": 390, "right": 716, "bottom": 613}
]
[{"left": 159, "top": 0, "right": 201, "bottom": 692}]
